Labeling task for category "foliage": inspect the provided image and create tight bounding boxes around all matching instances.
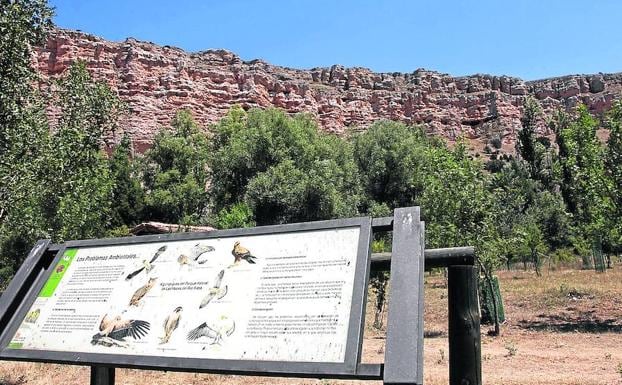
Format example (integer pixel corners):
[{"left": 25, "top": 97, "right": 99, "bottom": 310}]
[
  {"left": 516, "top": 221, "right": 547, "bottom": 275},
  {"left": 42, "top": 61, "right": 120, "bottom": 241},
  {"left": 369, "top": 270, "right": 389, "bottom": 329},
  {"left": 353, "top": 120, "right": 431, "bottom": 209},
  {"left": 0, "top": 0, "right": 53, "bottom": 163},
  {"left": 210, "top": 107, "right": 361, "bottom": 225},
  {"left": 517, "top": 96, "right": 541, "bottom": 175},
  {"left": 517, "top": 98, "right": 558, "bottom": 191},
  {"left": 109, "top": 135, "right": 145, "bottom": 228},
  {"left": 141, "top": 110, "right": 210, "bottom": 224},
  {"left": 605, "top": 101, "right": 622, "bottom": 249},
  {"left": 1, "top": 6, "right": 621, "bottom": 290},
  {"left": 525, "top": 191, "right": 572, "bottom": 250},
  {"left": 214, "top": 202, "right": 256, "bottom": 229},
  {"left": 552, "top": 106, "right": 611, "bottom": 244},
  {"left": 0, "top": 0, "right": 53, "bottom": 287},
  {"left": 353, "top": 122, "right": 492, "bottom": 249},
  {"left": 418, "top": 141, "right": 492, "bottom": 249},
  {"left": 1, "top": 56, "right": 121, "bottom": 285}
]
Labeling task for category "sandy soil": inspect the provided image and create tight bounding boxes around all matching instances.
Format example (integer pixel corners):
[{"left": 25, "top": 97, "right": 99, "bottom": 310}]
[{"left": 1, "top": 266, "right": 621, "bottom": 385}]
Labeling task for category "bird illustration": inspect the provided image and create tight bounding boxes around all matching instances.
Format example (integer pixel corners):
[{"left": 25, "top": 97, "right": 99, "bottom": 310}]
[
  {"left": 199, "top": 270, "right": 228, "bottom": 308},
  {"left": 129, "top": 277, "right": 157, "bottom": 306},
  {"left": 178, "top": 254, "right": 191, "bottom": 266},
  {"left": 179, "top": 243, "right": 215, "bottom": 265},
  {"left": 231, "top": 241, "right": 257, "bottom": 265},
  {"left": 126, "top": 245, "right": 167, "bottom": 280},
  {"left": 160, "top": 306, "right": 183, "bottom": 344},
  {"left": 187, "top": 316, "right": 235, "bottom": 345},
  {"left": 91, "top": 314, "right": 150, "bottom": 346}
]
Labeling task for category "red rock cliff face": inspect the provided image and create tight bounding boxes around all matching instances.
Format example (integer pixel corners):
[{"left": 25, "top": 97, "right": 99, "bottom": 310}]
[{"left": 35, "top": 29, "right": 622, "bottom": 152}]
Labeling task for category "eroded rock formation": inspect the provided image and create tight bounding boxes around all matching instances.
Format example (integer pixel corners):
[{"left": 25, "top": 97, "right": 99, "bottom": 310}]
[{"left": 35, "top": 29, "right": 622, "bottom": 152}]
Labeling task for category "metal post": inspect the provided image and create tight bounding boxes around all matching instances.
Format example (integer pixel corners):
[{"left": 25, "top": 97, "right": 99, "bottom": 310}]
[
  {"left": 383, "top": 207, "right": 424, "bottom": 385},
  {"left": 448, "top": 265, "right": 481, "bottom": 385},
  {"left": 90, "top": 366, "right": 115, "bottom": 385}
]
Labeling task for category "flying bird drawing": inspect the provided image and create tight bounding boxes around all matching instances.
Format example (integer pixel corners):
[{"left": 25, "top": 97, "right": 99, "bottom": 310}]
[
  {"left": 179, "top": 243, "right": 215, "bottom": 265},
  {"left": 91, "top": 314, "right": 150, "bottom": 347},
  {"left": 187, "top": 316, "right": 235, "bottom": 345},
  {"left": 199, "top": 270, "right": 228, "bottom": 308},
  {"left": 129, "top": 277, "right": 157, "bottom": 306},
  {"left": 160, "top": 306, "right": 183, "bottom": 344},
  {"left": 125, "top": 245, "right": 167, "bottom": 280},
  {"left": 231, "top": 241, "right": 257, "bottom": 266}
]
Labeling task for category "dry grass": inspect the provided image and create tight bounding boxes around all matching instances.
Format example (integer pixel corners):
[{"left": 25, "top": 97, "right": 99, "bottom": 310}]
[{"left": 2, "top": 266, "right": 622, "bottom": 385}]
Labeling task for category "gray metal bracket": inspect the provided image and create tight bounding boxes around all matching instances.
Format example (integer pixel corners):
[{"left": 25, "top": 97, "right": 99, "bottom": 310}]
[{"left": 0, "top": 239, "right": 52, "bottom": 334}]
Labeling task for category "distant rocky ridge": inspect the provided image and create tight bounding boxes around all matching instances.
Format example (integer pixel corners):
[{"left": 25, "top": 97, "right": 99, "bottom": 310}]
[{"left": 34, "top": 28, "right": 622, "bottom": 152}]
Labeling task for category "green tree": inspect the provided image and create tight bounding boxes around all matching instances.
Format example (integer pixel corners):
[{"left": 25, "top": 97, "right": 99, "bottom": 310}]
[
  {"left": 109, "top": 135, "right": 145, "bottom": 229},
  {"left": 517, "top": 97, "right": 541, "bottom": 175},
  {"left": 517, "top": 97, "right": 558, "bottom": 191},
  {"left": 516, "top": 220, "right": 547, "bottom": 276},
  {"left": 605, "top": 101, "right": 622, "bottom": 250},
  {"left": 418, "top": 141, "right": 492, "bottom": 248},
  {"left": 42, "top": 61, "right": 121, "bottom": 241},
  {"left": 141, "top": 110, "right": 210, "bottom": 224},
  {"left": 0, "top": 0, "right": 53, "bottom": 286},
  {"left": 353, "top": 120, "right": 430, "bottom": 209},
  {"left": 210, "top": 107, "right": 361, "bottom": 225},
  {"left": 214, "top": 202, "right": 256, "bottom": 230},
  {"left": 0, "top": 0, "right": 53, "bottom": 166},
  {"left": 552, "top": 106, "right": 611, "bottom": 269}
]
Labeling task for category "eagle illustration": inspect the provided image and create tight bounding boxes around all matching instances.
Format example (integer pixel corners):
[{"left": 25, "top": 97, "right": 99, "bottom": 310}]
[
  {"left": 91, "top": 314, "right": 150, "bottom": 346},
  {"left": 231, "top": 241, "right": 257, "bottom": 265},
  {"left": 129, "top": 277, "right": 157, "bottom": 306}
]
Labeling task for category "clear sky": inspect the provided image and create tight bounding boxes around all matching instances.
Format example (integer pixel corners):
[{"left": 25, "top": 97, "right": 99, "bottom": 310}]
[{"left": 49, "top": 0, "right": 622, "bottom": 80}]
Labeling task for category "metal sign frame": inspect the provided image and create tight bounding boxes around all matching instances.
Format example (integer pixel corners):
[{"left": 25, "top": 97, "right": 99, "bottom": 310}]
[{"left": 0, "top": 207, "right": 429, "bottom": 384}]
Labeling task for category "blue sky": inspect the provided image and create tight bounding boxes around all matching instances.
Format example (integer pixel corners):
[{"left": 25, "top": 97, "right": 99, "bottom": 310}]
[{"left": 49, "top": 0, "right": 622, "bottom": 80}]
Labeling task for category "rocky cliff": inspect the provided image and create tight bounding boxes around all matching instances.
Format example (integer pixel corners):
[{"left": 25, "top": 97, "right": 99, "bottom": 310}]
[{"left": 35, "top": 29, "right": 622, "bottom": 152}]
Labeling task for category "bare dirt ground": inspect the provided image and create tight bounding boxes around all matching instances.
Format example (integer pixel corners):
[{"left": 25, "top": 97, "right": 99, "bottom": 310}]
[{"left": 1, "top": 265, "right": 621, "bottom": 385}]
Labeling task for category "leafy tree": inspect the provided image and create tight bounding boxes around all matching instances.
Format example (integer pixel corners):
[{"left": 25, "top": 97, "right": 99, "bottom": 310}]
[
  {"left": 109, "top": 135, "right": 145, "bottom": 229},
  {"left": 526, "top": 191, "right": 572, "bottom": 250},
  {"left": 210, "top": 107, "right": 361, "bottom": 225},
  {"left": 418, "top": 141, "right": 492, "bottom": 249},
  {"left": 42, "top": 61, "right": 121, "bottom": 241},
  {"left": 353, "top": 120, "right": 431, "bottom": 209},
  {"left": 0, "top": 0, "right": 53, "bottom": 286},
  {"left": 0, "top": 0, "right": 53, "bottom": 166},
  {"left": 605, "top": 101, "right": 622, "bottom": 250},
  {"left": 214, "top": 202, "right": 256, "bottom": 230},
  {"left": 552, "top": 106, "right": 611, "bottom": 261},
  {"left": 353, "top": 122, "right": 493, "bottom": 248},
  {"left": 516, "top": 220, "right": 547, "bottom": 276},
  {"left": 141, "top": 110, "right": 210, "bottom": 224},
  {"left": 517, "top": 97, "right": 541, "bottom": 174},
  {"left": 517, "top": 97, "right": 558, "bottom": 191}
]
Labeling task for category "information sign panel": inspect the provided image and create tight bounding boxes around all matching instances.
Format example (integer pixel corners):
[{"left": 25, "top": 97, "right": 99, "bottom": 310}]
[{"left": 0, "top": 218, "right": 372, "bottom": 376}]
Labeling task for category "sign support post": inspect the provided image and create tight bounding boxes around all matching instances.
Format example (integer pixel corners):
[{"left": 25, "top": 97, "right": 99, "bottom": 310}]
[
  {"left": 448, "top": 265, "right": 482, "bottom": 385},
  {"left": 383, "top": 207, "right": 425, "bottom": 385},
  {"left": 91, "top": 366, "right": 114, "bottom": 385}
]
